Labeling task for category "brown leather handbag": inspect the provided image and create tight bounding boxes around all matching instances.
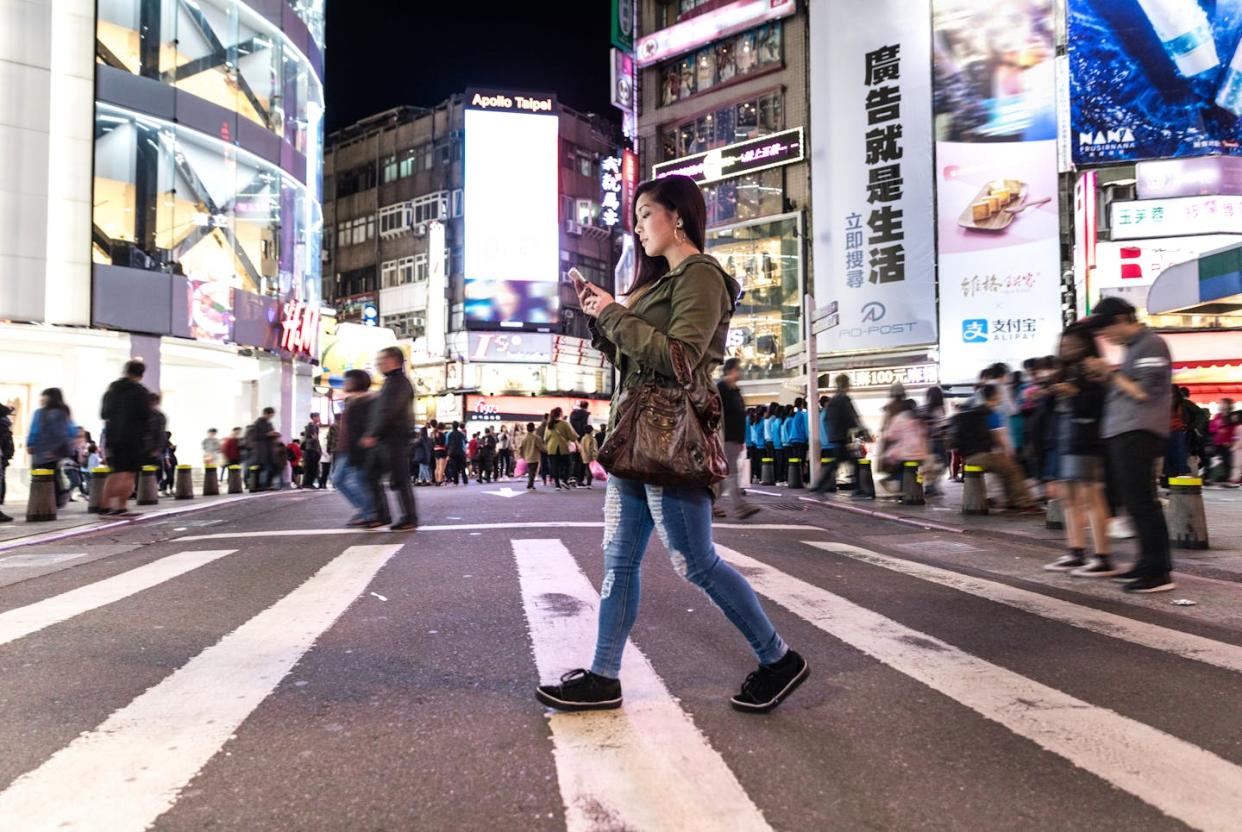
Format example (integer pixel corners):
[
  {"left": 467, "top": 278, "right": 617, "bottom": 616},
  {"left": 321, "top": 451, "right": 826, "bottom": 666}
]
[{"left": 597, "top": 339, "right": 729, "bottom": 488}]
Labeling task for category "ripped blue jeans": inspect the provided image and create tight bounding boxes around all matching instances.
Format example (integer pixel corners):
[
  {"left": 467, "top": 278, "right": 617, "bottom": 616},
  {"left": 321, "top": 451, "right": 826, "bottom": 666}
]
[{"left": 591, "top": 474, "right": 788, "bottom": 678}]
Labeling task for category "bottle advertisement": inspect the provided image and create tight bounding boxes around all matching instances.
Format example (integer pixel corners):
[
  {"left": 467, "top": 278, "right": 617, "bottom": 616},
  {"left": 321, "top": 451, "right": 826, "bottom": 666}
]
[{"left": 1069, "top": 0, "right": 1242, "bottom": 164}]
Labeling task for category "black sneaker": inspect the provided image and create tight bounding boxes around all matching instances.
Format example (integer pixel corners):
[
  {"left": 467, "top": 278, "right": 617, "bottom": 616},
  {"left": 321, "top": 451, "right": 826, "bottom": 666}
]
[
  {"left": 1123, "top": 574, "right": 1176, "bottom": 594},
  {"left": 0, "top": 511, "right": 11, "bottom": 523},
  {"left": 1111, "top": 567, "right": 1143, "bottom": 583},
  {"left": 730, "top": 650, "right": 809, "bottom": 714},
  {"left": 536, "top": 669, "right": 622, "bottom": 712},
  {"left": 1071, "top": 557, "right": 1121, "bottom": 578},
  {"left": 1044, "top": 553, "right": 1086, "bottom": 572}
]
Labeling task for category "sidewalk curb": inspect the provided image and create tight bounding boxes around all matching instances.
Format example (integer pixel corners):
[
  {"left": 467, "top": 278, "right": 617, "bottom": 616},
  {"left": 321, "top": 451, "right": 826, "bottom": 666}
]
[
  {"left": 0, "top": 489, "right": 312, "bottom": 554},
  {"left": 796, "top": 496, "right": 968, "bottom": 534}
]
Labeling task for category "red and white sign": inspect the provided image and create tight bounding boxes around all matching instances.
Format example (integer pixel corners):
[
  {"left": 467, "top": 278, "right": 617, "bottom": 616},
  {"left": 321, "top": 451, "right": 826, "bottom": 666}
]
[
  {"left": 280, "top": 300, "right": 320, "bottom": 357},
  {"left": 621, "top": 148, "right": 639, "bottom": 231},
  {"left": 635, "top": 0, "right": 796, "bottom": 67}
]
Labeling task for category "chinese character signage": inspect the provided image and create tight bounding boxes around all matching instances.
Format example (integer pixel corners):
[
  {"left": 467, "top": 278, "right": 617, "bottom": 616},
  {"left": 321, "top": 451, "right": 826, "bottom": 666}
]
[
  {"left": 652, "top": 127, "right": 804, "bottom": 184},
  {"left": 1068, "top": 0, "right": 1242, "bottom": 165},
  {"left": 809, "top": 0, "right": 936, "bottom": 354},
  {"left": 599, "top": 155, "right": 623, "bottom": 229},
  {"left": 844, "top": 363, "right": 940, "bottom": 391},
  {"left": 932, "top": 0, "right": 1063, "bottom": 383},
  {"left": 621, "top": 149, "right": 638, "bottom": 231},
  {"left": 1110, "top": 195, "right": 1242, "bottom": 239}
]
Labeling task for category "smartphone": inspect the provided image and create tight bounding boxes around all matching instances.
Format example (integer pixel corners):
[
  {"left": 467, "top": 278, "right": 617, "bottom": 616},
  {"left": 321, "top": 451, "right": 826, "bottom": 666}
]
[{"left": 568, "top": 267, "right": 589, "bottom": 290}]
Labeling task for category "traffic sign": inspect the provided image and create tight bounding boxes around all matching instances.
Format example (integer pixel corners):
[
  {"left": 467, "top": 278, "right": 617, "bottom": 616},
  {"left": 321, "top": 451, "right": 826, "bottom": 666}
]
[
  {"left": 785, "top": 339, "right": 805, "bottom": 357},
  {"left": 812, "top": 312, "right": 840, "bottom": 335},
  {"left": 813, "top": 301, "right": 839, "bottom": 322},
  {"left": 782, "top": 352, "right": 805, "bottom": 370}
]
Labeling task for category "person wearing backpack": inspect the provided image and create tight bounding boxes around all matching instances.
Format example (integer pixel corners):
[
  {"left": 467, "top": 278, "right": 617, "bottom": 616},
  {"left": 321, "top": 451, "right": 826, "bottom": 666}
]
[{"left": 951, "top": 384, "right": 1038, "bottom": 512}]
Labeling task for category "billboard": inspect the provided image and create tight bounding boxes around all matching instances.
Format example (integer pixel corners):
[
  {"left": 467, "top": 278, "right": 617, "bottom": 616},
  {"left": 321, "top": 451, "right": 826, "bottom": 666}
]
[
  {"left": 463, "top": 90, "right": 560, "bottom": 329},
  {"left": 809, "top": 0, "right": 937, "bottom": 355},
  {"left": 653, "top": 128, "right": 805, "bottom": 184},
  {"left": 933, "top": 0, "right": 1063, "bottom": 383},
  {"left": 1069, "top": 0, "right": 1242, "bottom": 164},
  {"left": 636, "top": 0, "right": 796, "bottom": 67}
]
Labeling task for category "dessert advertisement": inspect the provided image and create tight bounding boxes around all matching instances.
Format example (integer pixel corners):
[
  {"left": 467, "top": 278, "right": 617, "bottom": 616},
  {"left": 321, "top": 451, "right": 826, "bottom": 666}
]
[
  {"left": 1068, "top": 0, "right": 1242, "bottom": 164},
  {"left": 932, "top": 0, "right": 1064, "bottom": 383}
]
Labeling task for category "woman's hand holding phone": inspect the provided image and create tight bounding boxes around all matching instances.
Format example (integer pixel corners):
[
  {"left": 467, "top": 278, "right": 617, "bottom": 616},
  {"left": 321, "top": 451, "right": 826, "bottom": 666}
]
[{"left": 570, "top": 268, "right": 611, "bottom": 318}]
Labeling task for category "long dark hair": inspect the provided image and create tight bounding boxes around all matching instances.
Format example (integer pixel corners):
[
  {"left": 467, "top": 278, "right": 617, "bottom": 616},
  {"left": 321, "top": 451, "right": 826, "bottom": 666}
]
[
  {"left": 629, "top": 175, "right": 708, "bottom": 297},
  {"left": 41, "top": 387, "right": 70, "bottom": 418}
]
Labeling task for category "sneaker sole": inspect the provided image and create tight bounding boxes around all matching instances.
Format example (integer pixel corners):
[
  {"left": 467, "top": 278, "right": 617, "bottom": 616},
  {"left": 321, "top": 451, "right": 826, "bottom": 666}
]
[
  {"left": 1124, "top": 582, "right": 1177, "bottom": 594},
  {"left": 535, "top": 687, "right": 623, "bottom": 712},
  {"left": 1043, "top": 564, "right": 1084, "bottom": 572},
  {"left": 730, "top": 662, "right": 810, "bottom": 714},
  {"left": 1071, "top": 568, "right": 1121, "bottom": 578}
]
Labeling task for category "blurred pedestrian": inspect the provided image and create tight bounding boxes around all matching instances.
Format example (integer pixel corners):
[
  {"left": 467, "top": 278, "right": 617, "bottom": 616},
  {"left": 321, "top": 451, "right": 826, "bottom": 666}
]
[
  {"left": 99, "top": 360, "right": 152, "bottom": 517},
  {"left": 251, "top": 407, "right": 278, "bottom": 490},
  {"left": 717, "top": 358, "right": 758, "bottom": 518},
  {"left": 446, "top": 422, "right": 468, "bottom": 485},
  {"left": 333, "top": 369, "right": 378, "bottom": 526},
  {"left": 0, "top": 402, "right": 13, "bottom": 520},
  {"left": 201, "top": 428, "right": 221, "bottom": 468},
  {"left": 578, "top": 424, "right": 598, "bottom": 488},
  {"left": 359, "top": 346, "right": 417, "bottom": 530},
  {"left": 519, "top": 421, "right": 544, "bottom": 490},
  {"left": 544, "top": 407, "right": 578, "bottom": 490},
  {"left": 300, "top": 414, "right": 323, "bottom": 489},
  {"left": 27, "top": 387, "right": 77, "bottom": 508},
  {"left": 1209, "top": 398, "right": 1235, "bottom": 483}
]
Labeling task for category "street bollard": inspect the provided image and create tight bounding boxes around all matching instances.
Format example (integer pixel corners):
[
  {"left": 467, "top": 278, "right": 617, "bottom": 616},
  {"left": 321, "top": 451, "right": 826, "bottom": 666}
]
[
  {"left": 203, "top": 465, "right": 220, "bottom": 496},
  {"left": 787, "top": 457, "right": 804, "bottom": 489},
  {"left": 87, "top": 466, "right": 111, "bottom": 513},
  {"left": 815, "top": 456, "right": 837, "bottom": 493},
  {"left": 138, "top": 466, "right": 160, "bottom": 505},
  {"left": 247, "top": 465, "right": 261, "bottom": 492},
  {"left": 174, "top": 464, "right": 194, "bottom": 500},
  {"left": 900, "top": 461, "right": 925, "bottom": 506},
  {"left": 26, "top": 468, "right": 58, "bottom": 521},
  {"left": 227, "top": 464, "right": 243, "bottom": 494},
  {"left": 853, "top": 458, "right": 876, "bottom": 500},
  {"left": 962, "top": 465, "right": 988, "bottom": 515},
  {"left": 1046, "top": 498, "right": 1065, "bottom": 530},
  {"left": 1168, "top": 476, "right": 1209, "bottom": 550},
  {"left": 760, "top": 456, "right": 776, "bottom": 486}
]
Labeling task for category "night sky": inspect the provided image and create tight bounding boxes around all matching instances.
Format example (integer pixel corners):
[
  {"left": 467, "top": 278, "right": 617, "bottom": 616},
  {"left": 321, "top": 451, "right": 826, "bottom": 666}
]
[{"left": 324, "top": 2, "right": 616, "bottom": 133}]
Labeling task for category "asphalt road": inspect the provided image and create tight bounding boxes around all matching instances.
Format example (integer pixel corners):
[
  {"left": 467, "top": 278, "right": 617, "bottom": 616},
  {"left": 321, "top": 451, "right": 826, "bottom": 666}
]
[{"left": 1, "top": 478, "right": 1240, "bottom": 831}]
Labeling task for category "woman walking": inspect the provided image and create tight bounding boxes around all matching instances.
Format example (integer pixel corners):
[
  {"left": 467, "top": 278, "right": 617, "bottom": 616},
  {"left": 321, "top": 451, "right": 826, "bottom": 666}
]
[
  {"left": 1044, "top": 326, "right": 1116, "bottom": 576},
  {"left": 544, "top": 408, "right": 579, "bottom": 490},
  {"left": 27, "top": 388, "right": 77, "bottom": 508},
  {"left": 536, "top": 174, "right": 807, "bottom": 714},
  {"left": 519, "top": 421, "right": 545, "bottom": 490}
]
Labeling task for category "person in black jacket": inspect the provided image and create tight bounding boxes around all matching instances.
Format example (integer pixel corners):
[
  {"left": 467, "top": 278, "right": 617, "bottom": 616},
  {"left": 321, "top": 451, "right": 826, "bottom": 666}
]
[
  {"left": 0, "top": 403, "right": 13, "bottom": 521},
  {"left": 360, "top": 347, "right": 417, "bottom": 530},
  {"left": 300, "top": 414, "right": 323, "bottom": 489},
  {"left": 1043, "top": 326, "right": 1115, "bottom": 577},
  {"left": 569, "top": 400, "right": 591, "bottom": 486},
  {"left": 716, "top": 358, "right": 757, "bottom": 519},
  {"left": 812, "top": 374, "right": 865, "bottom": 492},
  {"left": 99, "top": 360, "right": 153, "bottom": 517}
]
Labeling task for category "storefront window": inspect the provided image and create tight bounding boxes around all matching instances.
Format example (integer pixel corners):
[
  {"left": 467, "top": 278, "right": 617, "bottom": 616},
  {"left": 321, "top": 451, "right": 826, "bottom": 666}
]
[
  {"left": 661, "top": 91, "right": 783, "bottom": 159},
  {"left": 659, "top": 23, "right": 782, "bottom": 107},
  {"left": 95, "top": 0, "right": 323, "bottom": 150},
  {"left": 702, "top": 168, "right": 784, "bottom": 228},
  {"left": 707, "top": 216, "right": 802, "bottom": 382},
  {"left": 93, "top": 105, "right": 320, "bottom": 303}
]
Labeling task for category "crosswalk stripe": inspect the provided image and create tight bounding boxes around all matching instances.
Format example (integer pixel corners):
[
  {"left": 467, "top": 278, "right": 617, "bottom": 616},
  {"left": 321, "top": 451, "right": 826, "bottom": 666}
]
[
  {"left": 0, "top": 543, "right": 402, "bottom": 831},
  {"left": 805, "top": 540, "right": 1242, "bottom": 676},
  {"left": 512, "top": 539, "right": 772, "bottom": 832},
  {"left": 0, "top": 549, "right": 237, "bottom": 647},
  {"left": 176, "top": 522, "right": 820, "bottom": 541},
  {"left": 716, "top": 544, "right": 1242, "bottom": 832}
]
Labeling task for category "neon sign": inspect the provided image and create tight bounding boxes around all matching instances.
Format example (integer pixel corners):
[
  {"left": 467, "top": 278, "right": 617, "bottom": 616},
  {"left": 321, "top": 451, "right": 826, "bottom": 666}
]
[
  {"left": 280, "top": 300, "right": 321, "bottom": 356},
  {"left": 652, "top": 127, "right": 804, "bottom": 184},
  {"left": 635, "top": 0, "right": 795, "bottom": 68}
]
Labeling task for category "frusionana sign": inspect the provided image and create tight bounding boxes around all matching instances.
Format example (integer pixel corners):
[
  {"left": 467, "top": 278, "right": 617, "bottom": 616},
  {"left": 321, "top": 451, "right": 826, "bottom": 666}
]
[
  {"left": 652, "top": 127, "right": 804, "bottom": 185},
  {"left": 635, "top": 0, "right": 796, "bottom": 67}
]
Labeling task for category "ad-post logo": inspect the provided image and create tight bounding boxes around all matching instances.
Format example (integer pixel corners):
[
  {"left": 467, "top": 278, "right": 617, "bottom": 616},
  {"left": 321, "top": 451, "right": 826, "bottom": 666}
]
[
  {"left": 861, "top": 302, "right": 886, "bottom": 323},
  {"left": 962, "top": 319, "right": 989, "bottom": 343}
]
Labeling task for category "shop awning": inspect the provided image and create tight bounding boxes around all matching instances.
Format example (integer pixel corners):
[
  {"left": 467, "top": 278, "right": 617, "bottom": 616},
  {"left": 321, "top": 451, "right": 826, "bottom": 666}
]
[{"left": 1147, "top": 243, "right": 1242, "bottom": 315}]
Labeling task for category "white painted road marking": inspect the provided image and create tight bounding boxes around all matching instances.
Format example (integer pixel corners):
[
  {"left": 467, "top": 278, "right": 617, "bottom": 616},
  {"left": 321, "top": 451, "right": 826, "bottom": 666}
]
[
  {"left": 512, "top": 539, "right": 771, "bottom": 832},
  {"left": 807, "top": 541, "right": 1242, "bottom": 676},
  {"left": 176, "top": 522, "right": 823, "bottom": 541},
  {"left": 0, "top": 544, "right": 401, "bottom": 831},
  {"left": 484, "top": 487, "right": 527, "bottom": 498},
  {"left": 717, "top": 544, "right": 1242, "bottom": 832},
  {"left": 0, "top": 550, "right": 237, "bottom": 647},
  {"left": 746, "top": 489, "right": 782, "bottom": 497},
  {"left": 0, "top": 553, "right": 86, "bottom": 569}
]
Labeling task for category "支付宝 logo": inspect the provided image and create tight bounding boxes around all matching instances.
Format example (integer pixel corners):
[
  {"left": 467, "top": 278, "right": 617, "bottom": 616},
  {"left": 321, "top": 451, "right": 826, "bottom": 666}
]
[{"left": 962, "top": 319, "right": 988, "bottom": 343}]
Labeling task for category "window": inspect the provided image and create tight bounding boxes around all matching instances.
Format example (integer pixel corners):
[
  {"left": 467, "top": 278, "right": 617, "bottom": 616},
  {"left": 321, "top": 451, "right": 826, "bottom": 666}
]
[
  {"left": 561, "top": 195, "right": 574, "bottom": 222},
  {"left": 382, "top": 155, "right": 399, "bottom": 184},
  {"left": 411, "top": 191, "right": 448, "bottom": 225},
  {"left": 399, "top": 256, "right": 415, "bottom": 285},
  {"left": 577, "top": 153, "right": 593, "bottom": 178},
  {"left": 575, "top": 199, "right": 596, "bottom": 225},
  {"left": 379, "top": 202, "right": 411, "bottom": 236},
  {"left": 700, "top": 167, "right": 784, "bottom": 228},
  {"left": 399, "top": 150, "right": 415, "bottom": 178},
  {"left": 337, "top": 224, "right": 350, "bottom": 249},
  {"left": 661, "top": 90, "right": 783, "bottom": 160},
  {"left": 337, "top": 164, "right": 377, "bottom": 198},
  {"left": 414, "top": 252, "right": 428, "bottom": 282},
  {"left": 381, "top": 311, "right": 426, "bottom": 340},
  {"left": 659, "top": 23, "right": 782, "bottom": 107},
  {"left": 381, "top": 260, "right": 399, "bottom": 288},
  {"left": 347, "top": 216, "right": 373, "bottom": 245},
  {"left": 452, "top": 189, "right": 463, "bottom": 217}
]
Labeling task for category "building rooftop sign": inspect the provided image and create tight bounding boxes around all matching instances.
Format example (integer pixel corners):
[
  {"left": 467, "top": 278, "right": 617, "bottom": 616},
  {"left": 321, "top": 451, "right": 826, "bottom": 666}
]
[
  {"left": 635, "top": 0, "right": 796, "bottom": 68},
  {"left": 652, "top": 127, "right": 804, "bottom": 185}
]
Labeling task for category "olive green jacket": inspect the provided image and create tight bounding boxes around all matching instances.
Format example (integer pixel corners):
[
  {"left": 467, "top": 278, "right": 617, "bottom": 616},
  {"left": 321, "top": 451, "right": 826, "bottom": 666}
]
[{"left": 591, "top": 254, "right": 740, "bottom": 434}]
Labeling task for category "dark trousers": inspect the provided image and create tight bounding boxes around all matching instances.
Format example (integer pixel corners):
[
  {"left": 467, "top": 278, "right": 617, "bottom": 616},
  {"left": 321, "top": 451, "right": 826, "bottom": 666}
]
[
  {"left": 526, "top": 460, "right": 540, "bottom": 488},
  {"left": 1215, "top": 445, "right": 1233, "bottom": 483},
  {"left": 1108, "top": 431, "right": 1171, "bottom": 577},
  {"left": 0, "top": 460, "right": 6, "bottom": 504},
  {"left": 370, "top": 441, "right": 417, "bottom": 524},
  {"left": 478, "top": 452, "right": 495, "bottom": 482},
  {"left": 318, "top": 460, "right": 331, "bottom": 488},
  {"left": 447, "top": 452, "right": 468, "bottom": 484},
  {"left": 552, "top": 452, "right": 570, "bottom": 486},
  {"left": 303, "top": 450, "right": 321, "bottom": 488}
]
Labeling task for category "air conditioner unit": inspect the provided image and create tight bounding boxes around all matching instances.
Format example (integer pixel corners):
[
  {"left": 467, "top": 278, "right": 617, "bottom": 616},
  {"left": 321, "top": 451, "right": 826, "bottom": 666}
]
[
  {"left": 413, "top": 223, "right": 427, "bottom": 237},
  {"left": 565, "top": 219, "right": 583, "bottom": 235}
]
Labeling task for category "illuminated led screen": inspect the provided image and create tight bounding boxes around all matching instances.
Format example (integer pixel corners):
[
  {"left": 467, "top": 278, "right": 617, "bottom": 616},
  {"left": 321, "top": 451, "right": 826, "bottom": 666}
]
[{"left": 464, "top": 97, "right": 560, "bottom": 328}]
